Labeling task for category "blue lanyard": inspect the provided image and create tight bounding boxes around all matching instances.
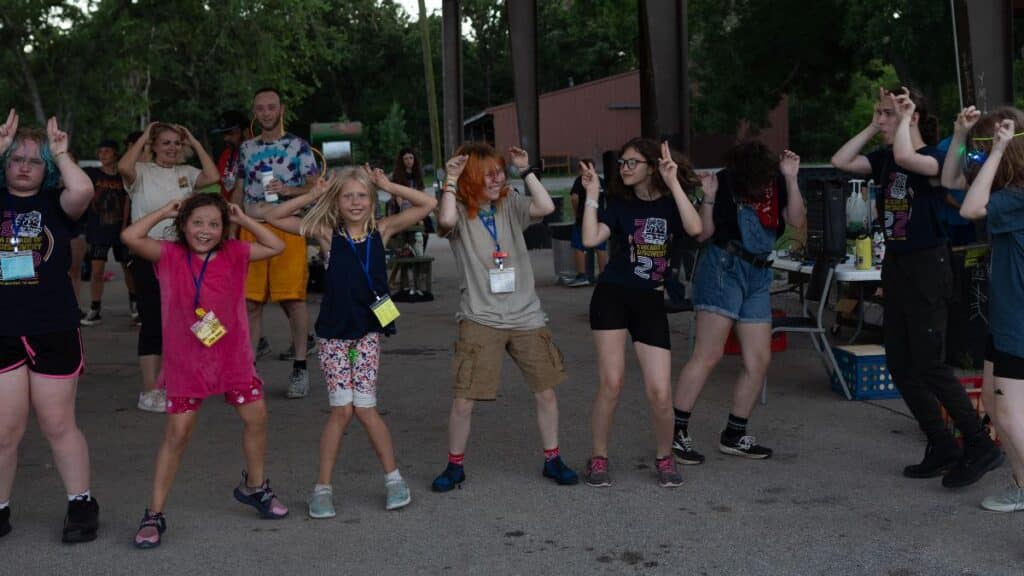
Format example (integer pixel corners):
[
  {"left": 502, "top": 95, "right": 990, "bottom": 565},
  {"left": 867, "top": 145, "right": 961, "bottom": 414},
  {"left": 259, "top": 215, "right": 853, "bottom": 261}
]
[
  {"left": 6, "top": 195, "right": 21, "bottom": 252},
  {"left": 479, "top": 207, "right": 500, "bottom": 253},
  {"left": 186, "top": 252, "right": 213, "bottom": 311},
  {"left": 345, "top": 232, "right": 379, "bottom": 298}
]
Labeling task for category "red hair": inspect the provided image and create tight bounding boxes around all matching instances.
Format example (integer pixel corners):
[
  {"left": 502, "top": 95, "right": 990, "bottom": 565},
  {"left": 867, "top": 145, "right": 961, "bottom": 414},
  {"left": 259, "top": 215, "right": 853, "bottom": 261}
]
[{"left": 455, "top": 142, "right": 509, "bottom": 219}]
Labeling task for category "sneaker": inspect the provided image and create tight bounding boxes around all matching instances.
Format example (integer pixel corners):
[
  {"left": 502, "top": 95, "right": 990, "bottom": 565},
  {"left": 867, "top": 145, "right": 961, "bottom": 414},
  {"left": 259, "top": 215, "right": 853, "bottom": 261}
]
[
  {"left": 565, "top": 274, "right": 591, "bottom": 288},
  {"left": 981, "top": 482, "right": 1024, "bottom": 512},
  {"left": 943, "top": 439, "right": 1004, "bottom": 489},
  {"left": 137, "top": 389, "right": 166, "bottom": 413},
  {"left": 62, "top": 496, "right": 99, "bottom": 544},
  {"left": 656, "top": 457, "right": 683, "bottom": 488},
  {"left": 255, "top": 337, "right": 272, "bottom": 360},
  {"left": 719, "top": 435, "right": 773, "bottom": 459},
  {"left": 285, "top": 368, "right": 310, "bottom": 399},
  {"left": 233, "top": 471, "right": 289, "bottom": 519},
  {"left": 308, "top": 485, "right": 336, "bottom": 519},
  {"left": 672, "top": 430, "right": 706, "bottom": 465},
  {"left": 583, "top": 456, "right": 612, "bottom": 487},
  {"left": 133, "top": 509, "right": 166, "bottom": 549},
  {"left": 903, "top": 437, "right": 961, "bottom": 478},
  {"left": 278, "top": 335, "right": 318, "bottom": 361},
  {"left": 542, "top": 456, "right": 579, "bottom": 485},
  {"left": 385, "top": 479, "right": 412, "bottom": 511},
  {"left": 80, "top": 309, "right": 102, "bottom": 326},
  {"left": 0, "top": 506, "right": 10, "bottom": 538},
  {"left": 431, "top": 463, "right": 466, "bottom": 492}
]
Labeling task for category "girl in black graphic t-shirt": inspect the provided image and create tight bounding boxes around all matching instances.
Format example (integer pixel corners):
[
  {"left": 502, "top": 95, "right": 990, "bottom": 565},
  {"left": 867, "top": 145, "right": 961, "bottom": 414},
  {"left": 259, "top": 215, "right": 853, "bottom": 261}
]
[
  {"left": 0, "top": 109, "right": 98, "bottom": 542},
  {"left": 833, "top": 87, "right": 1000, "bottom": 489},
  {"left": 579, "top": 138, "right": 701, "bottom": 488}
]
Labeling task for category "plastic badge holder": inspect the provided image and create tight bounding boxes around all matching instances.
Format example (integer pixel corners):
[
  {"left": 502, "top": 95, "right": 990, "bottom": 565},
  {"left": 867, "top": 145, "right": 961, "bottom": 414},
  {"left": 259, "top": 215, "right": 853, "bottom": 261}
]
[
  {"left": 371, "top": 295, "right": 400, "bottom": 327},
  {"left": 191, "top": 308, "right": 227, "bottom": 347},
  {"left": 0, "top": 252, "right": 35, "bottom": 280},
  {"left": 489, "top": 267, "right": 515, "bottom": 294}
]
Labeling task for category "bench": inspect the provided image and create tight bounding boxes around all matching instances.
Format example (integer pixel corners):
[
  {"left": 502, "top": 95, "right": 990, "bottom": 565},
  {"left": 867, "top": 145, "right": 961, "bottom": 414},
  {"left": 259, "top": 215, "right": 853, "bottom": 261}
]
[
  {"left": 390, "top": 256, "right": 434, "bottom": 293},
  {"left": 540, "top": 154, "right": 573, "bottom": 175}
]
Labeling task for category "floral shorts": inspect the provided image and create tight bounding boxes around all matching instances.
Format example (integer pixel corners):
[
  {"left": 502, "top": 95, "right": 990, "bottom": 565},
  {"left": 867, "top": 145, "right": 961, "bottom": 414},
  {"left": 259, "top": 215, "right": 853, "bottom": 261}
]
[
  {"left": 166, "top": 377, "right": 264, "bottom": 414},
  {"left": 318, "top": 333, "right": 380, "bottom": 408}
]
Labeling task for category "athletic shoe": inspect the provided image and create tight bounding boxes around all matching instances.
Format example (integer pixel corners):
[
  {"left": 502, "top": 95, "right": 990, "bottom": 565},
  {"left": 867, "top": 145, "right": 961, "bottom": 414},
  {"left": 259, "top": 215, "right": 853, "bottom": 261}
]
[
  {"left": 278, "top": 334, "right": 318, "bottom": 361},
  {"left": 62, "top": 496, "right": 99, "bottom": 544},
  {"left": 943, "top": 440, "right": 1004, "bottom": 489},
  {"left": 308, "top": 485, "right": 336, "bottom": 519},
  {"left": 542, "top": 456, "right": 579, "bottom": 485},
  {"left": 285, "top": 368, "right": 310, "bottom": 399},
  {"left": 255, "top": 337, "right": 272, "bottom": 360},
  {"left": 233, "top": 472, "right": 289, "bottom": 519},
  {"left": 981, "top": 482, "right": 1024, "bottom": 512},
  {"left": 903, "top": 436, "right": 961, "bottom": 478},
  {"left": 80, "top": 309, "right": 102, "bottom": 326},
  {"left": 0, "top": 506, "right": 10, "bottom": 538},
  {"left": 583, "top": 456, "right": 612, "bottom": 487},
  {"left": 656, "top": 457, "right": 683, "bottom": 488},
  {"left": 672, "top": 430, "right": 706, "bottom": 465},
  {"left": 385, "top": 479, "right": 412, "bottom": 511},
  {"left": 565, "top": 274, "right": 591, "bottom": 288},
  {"left": 133, "top": 509, "right": 166, "bottom": 549},
  {"left": 431, "top": 463, "right": 466, "bottom": 492},
  {"left": 137, "top": 389, "right": 166, "bottom": 413},
  {"left": 719, "top": 435, "right": 773, "bottom": 459}
]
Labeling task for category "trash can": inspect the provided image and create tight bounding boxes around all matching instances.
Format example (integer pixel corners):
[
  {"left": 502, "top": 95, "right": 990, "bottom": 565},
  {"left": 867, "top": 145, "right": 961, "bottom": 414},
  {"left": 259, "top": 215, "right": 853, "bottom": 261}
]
[{"left": 550, "top": 222, "right": 575, "bottom": 281}]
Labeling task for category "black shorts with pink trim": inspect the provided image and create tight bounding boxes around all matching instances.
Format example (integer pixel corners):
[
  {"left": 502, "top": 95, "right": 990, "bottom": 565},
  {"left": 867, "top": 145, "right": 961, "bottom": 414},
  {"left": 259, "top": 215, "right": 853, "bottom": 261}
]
[{"left": 0, "top": 329, "right": 84, "bottom": 377}]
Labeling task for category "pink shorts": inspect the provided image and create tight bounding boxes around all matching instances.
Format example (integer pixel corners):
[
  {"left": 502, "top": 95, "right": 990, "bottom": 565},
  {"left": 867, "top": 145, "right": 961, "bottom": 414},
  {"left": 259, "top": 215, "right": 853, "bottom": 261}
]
[{"left": 165, "top": 377, "right": 264, "bottom": 414}]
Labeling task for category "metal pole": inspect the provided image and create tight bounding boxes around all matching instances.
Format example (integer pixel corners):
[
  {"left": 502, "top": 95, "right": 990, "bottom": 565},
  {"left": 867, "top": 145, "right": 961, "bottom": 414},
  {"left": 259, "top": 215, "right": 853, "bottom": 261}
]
[
  {"left": 441, "top": 0, "right": 463, "bottom": 156},
  {"left": 638, "top": 1, "right": 689, "bottom": 151},
  {"left": 507, "top": 0, "right": 539, "bottom": 170}
]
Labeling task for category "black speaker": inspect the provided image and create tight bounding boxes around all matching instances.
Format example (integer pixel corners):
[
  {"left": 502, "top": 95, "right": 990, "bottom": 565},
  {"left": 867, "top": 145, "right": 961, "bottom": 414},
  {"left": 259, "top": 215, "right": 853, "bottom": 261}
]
[{"left": 806, "top": 179, "right": 846, "bottom": 259}]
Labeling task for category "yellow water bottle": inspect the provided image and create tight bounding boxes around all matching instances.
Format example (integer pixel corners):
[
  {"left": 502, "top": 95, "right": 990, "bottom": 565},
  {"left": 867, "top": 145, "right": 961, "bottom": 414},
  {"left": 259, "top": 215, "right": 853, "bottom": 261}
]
[{"left": 855, "top": 235, "right": 872, "bottom": 270}]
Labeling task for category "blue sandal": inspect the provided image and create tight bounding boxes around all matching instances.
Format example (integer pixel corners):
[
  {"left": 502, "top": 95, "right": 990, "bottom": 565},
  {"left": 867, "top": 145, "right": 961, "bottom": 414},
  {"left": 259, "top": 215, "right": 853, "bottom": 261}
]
[
  {"left": 133, "top": 509, "right": 166, "bottom": 549},
  {"left": 233, "top": 471, "right": 289, "bottom": 519}
]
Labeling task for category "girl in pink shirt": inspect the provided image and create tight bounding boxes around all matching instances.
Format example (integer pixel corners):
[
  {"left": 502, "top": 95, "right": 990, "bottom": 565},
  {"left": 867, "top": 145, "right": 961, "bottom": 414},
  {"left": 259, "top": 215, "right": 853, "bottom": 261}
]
[{"left": 120, "top": 193, "right": 285, "bottom": 549}]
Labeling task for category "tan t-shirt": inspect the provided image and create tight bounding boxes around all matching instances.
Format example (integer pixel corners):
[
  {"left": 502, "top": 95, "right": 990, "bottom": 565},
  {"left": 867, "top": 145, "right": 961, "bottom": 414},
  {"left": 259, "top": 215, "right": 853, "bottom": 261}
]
[
  {"left": 445, "top": 189, "right": 547, "bottom": 330},
  {"left": 128, "top": 162, "right": 201, "bottom": 239}
]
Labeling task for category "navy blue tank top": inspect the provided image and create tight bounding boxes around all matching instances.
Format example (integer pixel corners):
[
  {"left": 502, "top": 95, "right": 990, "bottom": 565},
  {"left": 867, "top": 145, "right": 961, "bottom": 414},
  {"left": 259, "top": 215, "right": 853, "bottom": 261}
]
[{"left": 315, "top": 229, "right": 393, "bottom": 340}]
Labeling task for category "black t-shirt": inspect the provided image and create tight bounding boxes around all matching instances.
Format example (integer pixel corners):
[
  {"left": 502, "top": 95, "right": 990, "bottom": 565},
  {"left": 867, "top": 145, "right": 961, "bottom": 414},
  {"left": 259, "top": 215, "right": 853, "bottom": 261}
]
[
  {"left": 0, "top": 187, "right": 81, "bottom": 335},
  {"left": 84, "top": 167, "right": 127, "bottom": 245},
  {"left": 866, "top": 147, "right": 947, "bottom": 255},
  {"left": 569, "top": 175, "right": 607, "bottom": 223},
  {"left": 597, "top": 195, "right": 684, "bottom": 290},
  {"left": 710, "top": 170, "right": 790, "bottom": 245}
]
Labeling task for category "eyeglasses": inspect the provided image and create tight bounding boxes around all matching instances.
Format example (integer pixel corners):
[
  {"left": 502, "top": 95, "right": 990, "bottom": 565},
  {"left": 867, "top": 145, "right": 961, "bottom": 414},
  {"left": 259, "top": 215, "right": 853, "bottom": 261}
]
[
  {"left": 8, "top": 156, "right": 45, "bottom": 168},
  {"left": 617, "top": 158, "right": 648, "bottom": 170}
]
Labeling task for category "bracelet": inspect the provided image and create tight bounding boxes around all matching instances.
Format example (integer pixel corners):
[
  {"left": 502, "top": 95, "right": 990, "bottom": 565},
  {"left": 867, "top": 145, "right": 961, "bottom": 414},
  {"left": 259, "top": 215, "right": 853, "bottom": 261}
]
[
  {"left": 53, "top": 151, "right": 67, "bottom": 160},
  {"left": 519, "top": 166, "right": 538, "bottom": 180},
  {"left": 584, "top": 198, "right": 600, "bottom": 210},
  {"left": 703, "top": 201, "right": 715, "bottom": 206}
]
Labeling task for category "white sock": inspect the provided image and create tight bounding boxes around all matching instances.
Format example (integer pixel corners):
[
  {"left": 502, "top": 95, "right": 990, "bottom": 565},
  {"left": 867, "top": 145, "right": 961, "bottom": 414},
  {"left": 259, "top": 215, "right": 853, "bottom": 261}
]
[
  {"left": 0, "top": 500, "right": 9, "bottom": 510},
  {"left": 384, "top": 469, "right": 402, "bottom": 484},
  {"left": 67, "top": 490, "right": 91, "bottom": 502}
]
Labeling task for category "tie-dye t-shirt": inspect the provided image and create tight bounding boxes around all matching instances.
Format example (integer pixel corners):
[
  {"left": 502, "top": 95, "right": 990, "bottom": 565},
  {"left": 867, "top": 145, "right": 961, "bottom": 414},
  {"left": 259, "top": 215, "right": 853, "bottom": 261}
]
[
  {"left": 867, "top": 147, "right": 947, "bottom": 255},
  {"left": 238, "top": 133, "right": 318, "bottom": 206}
]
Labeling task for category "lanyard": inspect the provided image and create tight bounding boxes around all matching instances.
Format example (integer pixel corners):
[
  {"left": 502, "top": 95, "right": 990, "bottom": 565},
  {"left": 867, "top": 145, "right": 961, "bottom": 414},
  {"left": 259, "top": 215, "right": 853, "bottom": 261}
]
[
  {"left": 6, "top": 196, "right": 21, "bottom": 252},
  {"left": 478, "top": 207, "right": 507, "bottom": 267},
  {"left": 345, "top": 232, "right": 379, "bottom": 299},
  {"left": 186, "top": 252, "right": 213, "bottom": 312}
]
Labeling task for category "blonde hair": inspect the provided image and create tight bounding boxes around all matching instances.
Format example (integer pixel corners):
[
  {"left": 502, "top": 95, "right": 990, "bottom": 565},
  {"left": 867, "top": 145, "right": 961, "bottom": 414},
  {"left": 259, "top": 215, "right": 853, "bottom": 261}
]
[{"left": 300, "top": 166, "right": 378, "bottom": 239}]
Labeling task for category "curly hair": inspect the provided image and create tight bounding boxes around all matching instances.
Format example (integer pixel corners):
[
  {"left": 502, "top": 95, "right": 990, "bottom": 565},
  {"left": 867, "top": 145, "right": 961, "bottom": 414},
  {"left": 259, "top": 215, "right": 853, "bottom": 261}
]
[
  {"left": 0, "top": 128, "right": 61, "bottom": 191},
  {"left": 172, "top": 193, "right": 230, "bottom": 252},
  {"left": 300, "top": 166, "right": 378, "bottom": 240},
  {"left": 965, "top": 106, "right": 1024, "bottom": 190},
  {"left": 391, "top": 147, "right": 424, "bottom": 190},
  {"left": 454, "top": 142, "right": 509, "bottom": 219},
  {"left": 724, "top": 140, "right": 778, "bottom": 201}
]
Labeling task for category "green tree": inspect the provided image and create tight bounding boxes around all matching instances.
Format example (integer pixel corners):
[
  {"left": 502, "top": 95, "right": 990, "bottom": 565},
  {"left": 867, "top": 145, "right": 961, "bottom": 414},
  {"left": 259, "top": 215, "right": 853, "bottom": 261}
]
[{"left": 369, "top": 101, "right": 409, "bottom": 166}]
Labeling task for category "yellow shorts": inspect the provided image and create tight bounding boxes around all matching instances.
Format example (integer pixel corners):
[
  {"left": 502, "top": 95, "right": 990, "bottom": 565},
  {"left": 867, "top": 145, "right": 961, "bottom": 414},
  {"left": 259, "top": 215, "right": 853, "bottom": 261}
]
[{"left": 240, "top": 225, "right": 309, "bottom": 302}]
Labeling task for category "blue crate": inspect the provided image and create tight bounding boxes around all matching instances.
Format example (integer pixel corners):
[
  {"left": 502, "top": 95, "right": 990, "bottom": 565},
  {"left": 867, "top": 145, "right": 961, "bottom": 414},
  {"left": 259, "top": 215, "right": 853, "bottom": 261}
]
[{"left": 830, "top": 345, "right": 900, "bottom": 400}]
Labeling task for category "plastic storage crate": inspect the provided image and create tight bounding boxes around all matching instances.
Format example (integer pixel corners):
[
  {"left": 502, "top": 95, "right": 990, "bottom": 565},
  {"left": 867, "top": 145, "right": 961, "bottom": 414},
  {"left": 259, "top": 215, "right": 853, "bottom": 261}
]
[
  {"left": 941, "top": 376, "right": 1000, "bottom": 446},
  {"left": 830, "top": 345, "right": 900, "bottom": 400}
]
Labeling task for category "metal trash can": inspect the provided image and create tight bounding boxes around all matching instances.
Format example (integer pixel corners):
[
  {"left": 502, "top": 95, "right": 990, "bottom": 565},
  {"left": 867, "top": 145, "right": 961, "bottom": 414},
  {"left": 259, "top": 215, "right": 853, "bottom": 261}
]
[{"left": 550, "top": 222, "right": 576, "bottom": 281}]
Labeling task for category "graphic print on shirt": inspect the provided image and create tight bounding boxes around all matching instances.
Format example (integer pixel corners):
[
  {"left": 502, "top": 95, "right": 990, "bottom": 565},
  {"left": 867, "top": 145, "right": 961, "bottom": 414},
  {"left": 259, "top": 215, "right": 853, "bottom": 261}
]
[
  {"left": 0, "top": 209, "right": 53, "bottom": 284},
  {"left": 631, "top": 217, "right": 669, "bottom": 281},
  {"left": 883, "top": 171, "right": 912, "bottom": 241}
]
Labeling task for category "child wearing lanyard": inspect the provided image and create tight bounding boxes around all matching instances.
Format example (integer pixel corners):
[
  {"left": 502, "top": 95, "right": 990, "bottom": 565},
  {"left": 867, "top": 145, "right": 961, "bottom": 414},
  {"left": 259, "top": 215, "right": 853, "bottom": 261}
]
[
  {"left": 265, "top": 165, "right": 436, "bottom": 517},
  {"left": 431, "top": 142, "right": 579, "bottom": 492},
  {"left": 120, "top": 193, "right": 287, "bottom": 549}
]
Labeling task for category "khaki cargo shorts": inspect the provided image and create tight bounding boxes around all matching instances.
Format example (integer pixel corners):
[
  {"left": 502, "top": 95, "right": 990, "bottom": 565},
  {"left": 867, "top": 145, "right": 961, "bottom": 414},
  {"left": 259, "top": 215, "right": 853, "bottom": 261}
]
[{"left": 451, "top": 320, "right": 567, "bottom": 400}]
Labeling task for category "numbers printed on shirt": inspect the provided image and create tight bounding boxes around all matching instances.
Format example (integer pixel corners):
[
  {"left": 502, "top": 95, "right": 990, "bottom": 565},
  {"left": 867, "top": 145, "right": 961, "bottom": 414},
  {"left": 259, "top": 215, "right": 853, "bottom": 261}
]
[{"left": 633, "top": 256, "right": 653, "bottom": 280}]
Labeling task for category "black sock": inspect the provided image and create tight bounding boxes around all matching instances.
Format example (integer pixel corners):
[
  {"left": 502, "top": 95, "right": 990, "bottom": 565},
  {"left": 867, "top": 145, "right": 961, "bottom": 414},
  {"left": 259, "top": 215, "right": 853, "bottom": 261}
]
[
  {"left": 90, "top": 301, "right": 101, "bottom": 311},
  {"left": 673, "top": 409, "right": 691, "bottom": 436},
  {"left": 129, "top": 293, "right": 137, "bottom": 303},
  {"left": 293, "top": 359, "right": 307, "bottom": 371},
  {"left": 722, "top": 413, "right": 748, "bottom": 442}
]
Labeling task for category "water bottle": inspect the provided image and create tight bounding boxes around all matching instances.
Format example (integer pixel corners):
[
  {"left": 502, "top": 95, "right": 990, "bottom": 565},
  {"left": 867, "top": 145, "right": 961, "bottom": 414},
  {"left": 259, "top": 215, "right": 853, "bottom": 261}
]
[{"left": 259, "top": 165, "right": 278, "bottom": 202}]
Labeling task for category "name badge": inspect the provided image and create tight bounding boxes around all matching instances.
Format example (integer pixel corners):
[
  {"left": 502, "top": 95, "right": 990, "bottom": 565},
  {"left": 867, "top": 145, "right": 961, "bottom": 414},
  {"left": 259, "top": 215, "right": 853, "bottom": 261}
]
[
  {"left": 488, "top": 267, "right": 516, "bottom": 294},
  {"left": 370, "top": 295, "right": 400, "bottom": 327},
  {"left": 190, "top": 308, "right": 227, "bottom": 347},
  {"left": 0, "top": 252, "right": 35, "bottom": 281}
]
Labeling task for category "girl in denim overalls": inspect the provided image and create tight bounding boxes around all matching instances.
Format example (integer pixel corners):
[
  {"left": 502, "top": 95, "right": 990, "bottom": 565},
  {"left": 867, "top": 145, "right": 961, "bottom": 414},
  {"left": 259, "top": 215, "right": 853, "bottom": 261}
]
[{"left": 671, "top": 141, "right": 805, "bottom": 463}]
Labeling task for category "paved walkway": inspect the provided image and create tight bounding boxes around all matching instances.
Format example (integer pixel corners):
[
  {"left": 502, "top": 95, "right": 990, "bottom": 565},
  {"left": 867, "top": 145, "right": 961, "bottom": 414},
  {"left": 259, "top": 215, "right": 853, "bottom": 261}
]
[{"left": 5, "top": 238, "right": 1021, "bottom": 575}]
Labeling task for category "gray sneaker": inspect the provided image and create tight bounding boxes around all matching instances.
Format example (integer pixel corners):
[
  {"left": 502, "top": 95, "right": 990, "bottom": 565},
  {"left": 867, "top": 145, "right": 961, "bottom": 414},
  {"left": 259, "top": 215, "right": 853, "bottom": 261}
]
[
  {"left": 981, "top": 482, "right": 1024, "bottom": 512},
  {"left": 137, "top": 389, "right": 166, "bottom": 413},
  {"left": 308, "top": 485, "right": 336, "bottom": 519},
  {"left": 656, "top": 457, "right": 683, "bottom": 488},
  {"left": 255, "top": 338, "right": 271, "bottom": 360},
  {"left": 565, "top": 274, "right": 591, "bottom": 288},
  {"left": 583, "top": 456, "right": 612, "bottom": 487},
  {"left": 285, "top": 368, "right": 309, "bottom": 399},
  {"left": 385, "top": 479, "right": 411, "bottom": 511}
]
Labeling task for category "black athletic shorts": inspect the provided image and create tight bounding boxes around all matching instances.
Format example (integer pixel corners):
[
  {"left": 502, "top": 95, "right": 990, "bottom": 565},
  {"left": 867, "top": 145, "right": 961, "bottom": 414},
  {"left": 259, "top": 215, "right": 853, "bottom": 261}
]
[
  {"left": 0, "top": 329, "right": 84, "bottom": 377},
  {"left": 88, "top": 242, "right": 130, "bottom": 263},
  {"left": 589, "top": 282, "right": 671, "bottom": 350},
  {"left": 986, "top": 337, "right": 1024, "bottom": 380}
]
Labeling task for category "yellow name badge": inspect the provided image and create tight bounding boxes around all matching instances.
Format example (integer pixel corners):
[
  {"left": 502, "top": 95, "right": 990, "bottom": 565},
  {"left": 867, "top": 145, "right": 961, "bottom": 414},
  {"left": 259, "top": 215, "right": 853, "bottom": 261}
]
[
  {"left": 190, "top": 308, "right": 227, "bottom": 347},
  {"left": 370, "top": 295, "right": 400, "bottom": 327}
]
